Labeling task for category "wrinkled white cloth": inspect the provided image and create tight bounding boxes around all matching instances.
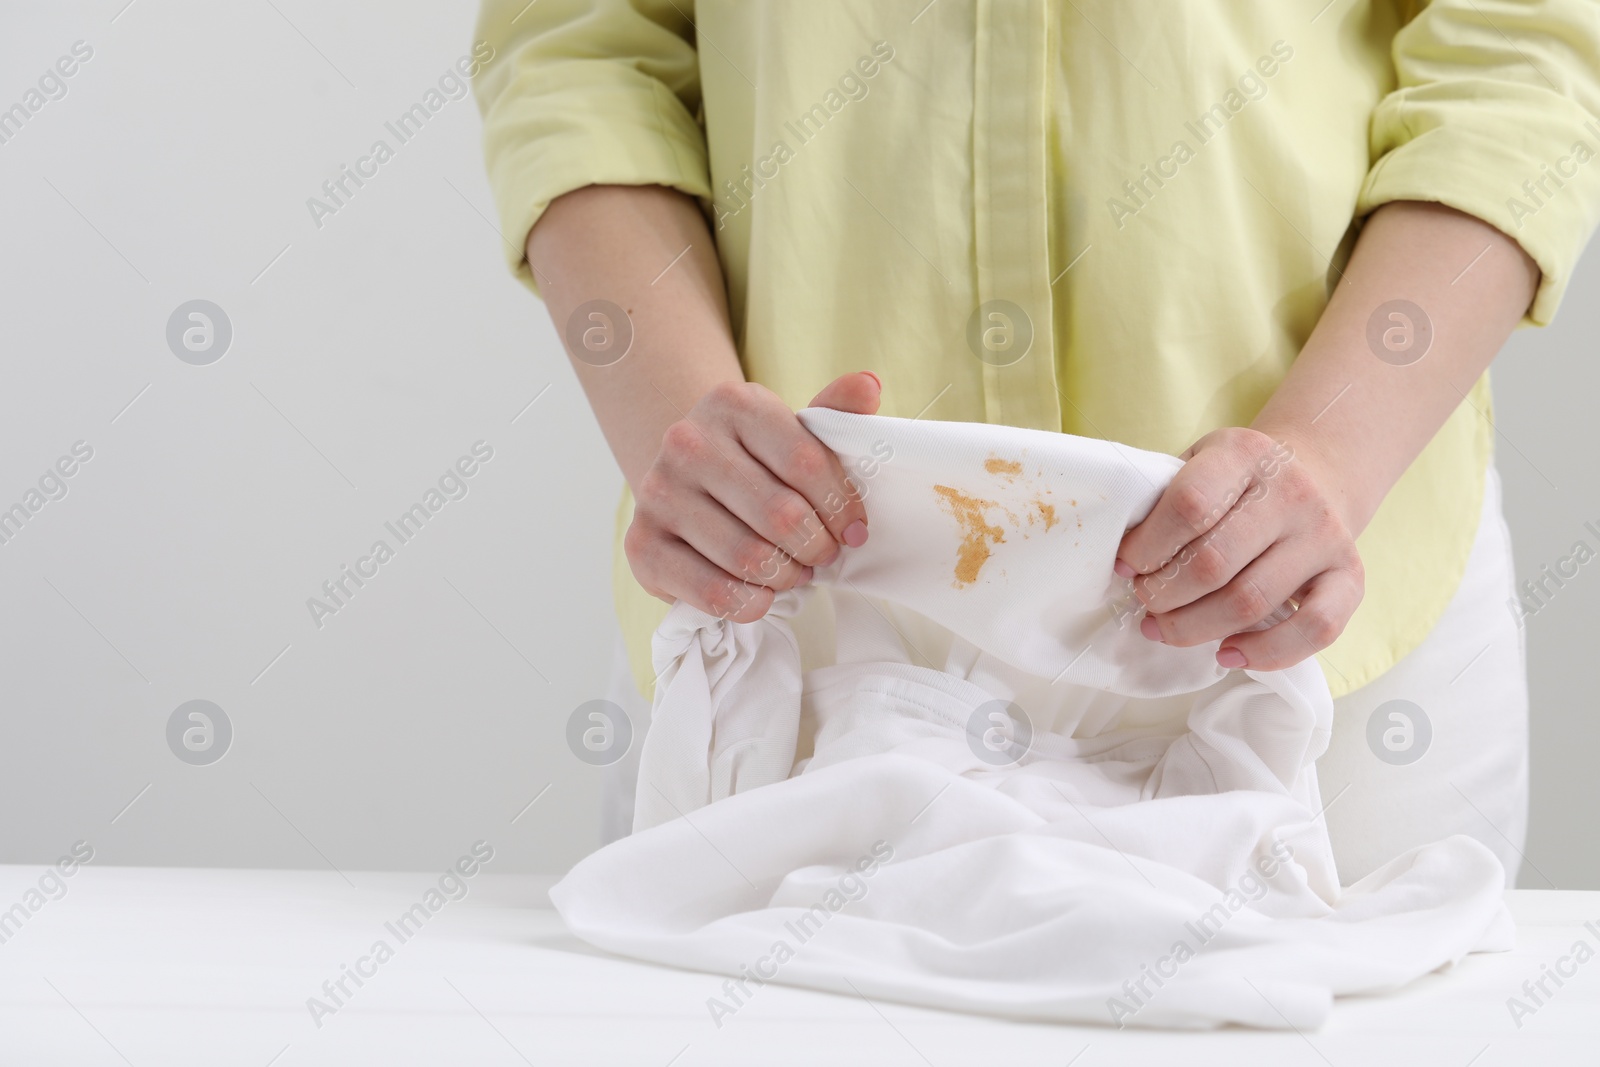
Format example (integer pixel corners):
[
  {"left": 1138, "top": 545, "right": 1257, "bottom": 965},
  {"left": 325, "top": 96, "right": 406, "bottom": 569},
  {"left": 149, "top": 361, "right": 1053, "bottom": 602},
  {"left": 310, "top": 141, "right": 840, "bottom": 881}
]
[{"left": 550, "top": 410, "right": 1512, "bottom": 1030}]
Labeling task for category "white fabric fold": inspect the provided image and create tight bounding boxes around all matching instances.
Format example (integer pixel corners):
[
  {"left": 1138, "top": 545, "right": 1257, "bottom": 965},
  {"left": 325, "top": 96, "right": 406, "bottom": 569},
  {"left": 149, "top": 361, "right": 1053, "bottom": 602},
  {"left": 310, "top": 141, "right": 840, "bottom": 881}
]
[{"left": 551, "top": 410, "right": 1512, "bottom": 1030}]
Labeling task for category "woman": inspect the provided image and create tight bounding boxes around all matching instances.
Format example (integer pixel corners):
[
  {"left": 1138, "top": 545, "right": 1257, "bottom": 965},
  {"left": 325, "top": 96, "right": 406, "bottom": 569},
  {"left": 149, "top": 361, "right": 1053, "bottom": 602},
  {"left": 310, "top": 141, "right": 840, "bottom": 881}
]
[{"left": 472, "top": 0, "right": 1600, "bottom": 883}]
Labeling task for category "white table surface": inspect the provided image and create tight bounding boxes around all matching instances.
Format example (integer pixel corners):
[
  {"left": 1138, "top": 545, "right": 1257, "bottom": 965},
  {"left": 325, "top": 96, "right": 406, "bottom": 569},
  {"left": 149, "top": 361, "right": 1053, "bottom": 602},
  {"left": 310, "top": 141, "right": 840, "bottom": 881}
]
[{"left": 0, "top": 866, "right": 1595, "bottom": 1066}]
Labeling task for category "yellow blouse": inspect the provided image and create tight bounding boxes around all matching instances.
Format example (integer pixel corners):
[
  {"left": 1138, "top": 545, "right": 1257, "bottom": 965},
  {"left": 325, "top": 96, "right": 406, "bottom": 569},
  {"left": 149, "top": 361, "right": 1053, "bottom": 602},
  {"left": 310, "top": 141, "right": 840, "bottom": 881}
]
[{"left": 473, "top": 0, "right": 1600, "bottom": 699}]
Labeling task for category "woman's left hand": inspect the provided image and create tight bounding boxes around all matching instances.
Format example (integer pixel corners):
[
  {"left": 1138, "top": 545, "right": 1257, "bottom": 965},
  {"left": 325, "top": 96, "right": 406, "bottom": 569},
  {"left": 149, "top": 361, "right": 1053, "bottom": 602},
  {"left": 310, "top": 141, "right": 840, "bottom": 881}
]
[{"left": 1114, "top": 426, "right": 1365, "bottom": 672}]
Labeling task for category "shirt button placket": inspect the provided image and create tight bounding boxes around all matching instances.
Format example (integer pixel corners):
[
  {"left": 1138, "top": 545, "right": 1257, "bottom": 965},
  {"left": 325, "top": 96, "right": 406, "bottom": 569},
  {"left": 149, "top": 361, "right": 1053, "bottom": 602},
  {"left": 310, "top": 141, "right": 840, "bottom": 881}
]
[{"left": 972, "top": 0, "right": 1060, "bottom": 432}]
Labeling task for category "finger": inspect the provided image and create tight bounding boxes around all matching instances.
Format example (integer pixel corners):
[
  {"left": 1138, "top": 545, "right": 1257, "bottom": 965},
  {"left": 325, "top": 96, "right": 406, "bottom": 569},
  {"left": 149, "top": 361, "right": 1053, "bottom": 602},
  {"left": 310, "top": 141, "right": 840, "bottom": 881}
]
[
  {"left": 1133, "top": 493, "right": 1281, "bottom": 615},
  {"left": 708, "top": 452, "right": 846, "bottom": 567},
  {"left": 1142, "top": 541, "right": 1306, "bottom": 648},
  {"left": 808, "top": 370, "right": 883, "bottom": 415},
  {"left": 1118, "top": 447, "right": 1258, "bottom": 576},
  {"left": 779, "top": 369, "right": 883, "bottom": 543},
  {"left": 625, "top": 522, "right": 776, "bottom": 623},
  {"left": 737, "top": 407, "right": 875, "bottom": 551},
  {"left": 654, "top": 415, "right": 839, "bottom": 567},
  {"left": 668, "top": 490, "right": 813, "bottom": 592},
  {"left": 1216, "top": 567, "right": 1363, "bottom": 672}
]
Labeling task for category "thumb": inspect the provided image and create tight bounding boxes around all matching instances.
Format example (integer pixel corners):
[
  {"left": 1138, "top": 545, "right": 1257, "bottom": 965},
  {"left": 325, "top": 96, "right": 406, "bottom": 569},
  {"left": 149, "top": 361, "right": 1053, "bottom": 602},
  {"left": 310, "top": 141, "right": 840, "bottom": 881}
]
[{"left": 807, "top": 370, "right": 882, "bottom": 415}]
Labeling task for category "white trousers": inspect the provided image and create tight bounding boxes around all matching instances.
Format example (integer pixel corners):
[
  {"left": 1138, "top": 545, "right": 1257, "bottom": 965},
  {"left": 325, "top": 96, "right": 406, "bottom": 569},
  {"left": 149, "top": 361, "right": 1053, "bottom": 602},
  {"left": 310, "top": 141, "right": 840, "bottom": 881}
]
[
  {"left": 1314, "top": 464, "right": 1529, "bottom": 887},
  {"left": 600, "top": 464, "right": 1530, "bottom": 889}
]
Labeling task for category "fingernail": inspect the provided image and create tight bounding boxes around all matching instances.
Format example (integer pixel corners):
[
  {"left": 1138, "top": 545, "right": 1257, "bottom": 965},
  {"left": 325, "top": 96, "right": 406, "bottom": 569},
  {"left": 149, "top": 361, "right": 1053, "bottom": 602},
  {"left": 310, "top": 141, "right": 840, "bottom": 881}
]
[
  {"left": 842, "top": 520, "right": 869, "bottom": 548},
  {"left": 1113, "top": 558, "right": 1135, "bottom": 579},
  {"left": 1217, "top": 647, "right": 1248, "bottom": 669},
  {"left": 861, "top": 370, "right": 882, "bottom": 390},
  {"left": 1139, "top": 616, "right": 1162, "bottom": 642},
  {"left": 796, "top": 566, "right": 814, "bottom": 587}
]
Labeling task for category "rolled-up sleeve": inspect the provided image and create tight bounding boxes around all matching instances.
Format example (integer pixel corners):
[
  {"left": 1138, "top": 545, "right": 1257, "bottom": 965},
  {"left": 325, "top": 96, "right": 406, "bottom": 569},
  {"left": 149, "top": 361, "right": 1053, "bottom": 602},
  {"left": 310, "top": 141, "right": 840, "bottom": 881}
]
[
  {"left": 472, "top": 0, "right": 712, "bottom": 293},
  {"left": 1357, "top": 0, "right": 1600, "bottom": 323}
]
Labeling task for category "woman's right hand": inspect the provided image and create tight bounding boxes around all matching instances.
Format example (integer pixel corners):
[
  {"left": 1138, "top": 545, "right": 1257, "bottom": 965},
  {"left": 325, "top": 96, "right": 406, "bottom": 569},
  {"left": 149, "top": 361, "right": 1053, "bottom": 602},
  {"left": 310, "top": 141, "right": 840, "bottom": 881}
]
[{"left": 625, "top": 371, "right": 883, "bottom": 622}]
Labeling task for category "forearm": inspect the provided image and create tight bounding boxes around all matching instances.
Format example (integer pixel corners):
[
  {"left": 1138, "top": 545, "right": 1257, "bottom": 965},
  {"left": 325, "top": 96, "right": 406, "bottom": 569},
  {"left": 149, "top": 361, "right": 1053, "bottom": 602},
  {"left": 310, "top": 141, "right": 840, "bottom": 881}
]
[
  {"left": 1251, "top": 201, "right": 1541, "bottom": 536},
  {"left": 526, "top": 184, "right": 744, "bottom": 490}
]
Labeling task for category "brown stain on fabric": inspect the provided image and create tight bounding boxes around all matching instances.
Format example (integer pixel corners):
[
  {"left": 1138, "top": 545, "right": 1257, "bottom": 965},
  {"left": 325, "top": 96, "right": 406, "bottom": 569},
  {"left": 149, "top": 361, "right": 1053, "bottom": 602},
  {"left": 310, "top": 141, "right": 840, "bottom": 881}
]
[
  {"left": 933, "top": 485, "right": 1006, "bottom": 586},
  {"left": 934, "top": 454, "right": 1075, "bottom": 585}
]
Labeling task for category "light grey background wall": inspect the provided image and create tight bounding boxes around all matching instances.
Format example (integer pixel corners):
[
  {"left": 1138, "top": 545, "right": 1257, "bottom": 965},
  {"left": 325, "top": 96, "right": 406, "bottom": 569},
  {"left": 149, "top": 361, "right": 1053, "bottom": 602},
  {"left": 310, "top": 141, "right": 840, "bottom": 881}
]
[
  {"left": 2, "top": 1, "right": 1595, "bottom": 887},
  {"left": 1, "top": 0, "right": 620, "bottom": 879},
  {"left": 1495, "top": 251, "right": 1600, "bottom": 892}
]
